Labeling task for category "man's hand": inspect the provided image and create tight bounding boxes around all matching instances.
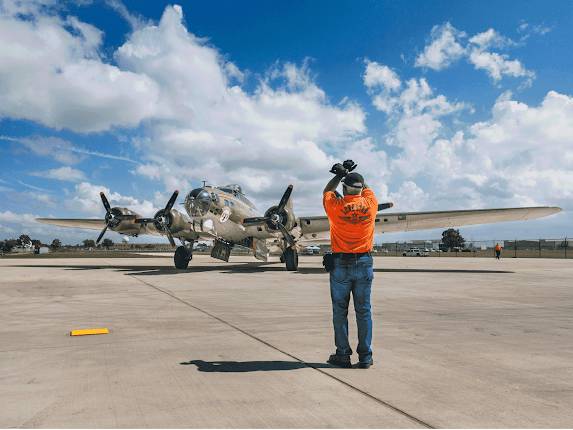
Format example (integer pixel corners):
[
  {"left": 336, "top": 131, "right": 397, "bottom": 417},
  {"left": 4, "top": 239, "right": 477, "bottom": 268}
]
[
  {"left": 329, "top": 163, "right": 347, "bottom": 178},
  {"left": 325, "top": 160, "right": 358, "bottom": 194},
  {"left": 342, "top": 160, "right": 357, "bottom": 172}
]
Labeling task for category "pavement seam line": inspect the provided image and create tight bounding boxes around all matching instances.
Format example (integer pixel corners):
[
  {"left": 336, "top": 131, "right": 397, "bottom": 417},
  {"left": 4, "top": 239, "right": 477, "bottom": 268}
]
[{"left": 130, "top": 274, "right": 435, "bottom": 429}]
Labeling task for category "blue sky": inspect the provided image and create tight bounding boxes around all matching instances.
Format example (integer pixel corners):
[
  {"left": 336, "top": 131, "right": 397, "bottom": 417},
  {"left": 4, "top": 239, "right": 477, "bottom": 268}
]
[{"left": 0, "top": 0, "right": 571, "bottom": 244}]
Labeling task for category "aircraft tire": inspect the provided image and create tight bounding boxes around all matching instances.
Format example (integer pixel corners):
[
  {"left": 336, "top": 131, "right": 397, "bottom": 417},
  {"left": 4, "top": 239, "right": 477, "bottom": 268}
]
[
  {"left": 174, "top": 246, "right": 192, "bottom": 269},
  {"left": 283, "top": 247, "right": 298, "bottom": 271}
]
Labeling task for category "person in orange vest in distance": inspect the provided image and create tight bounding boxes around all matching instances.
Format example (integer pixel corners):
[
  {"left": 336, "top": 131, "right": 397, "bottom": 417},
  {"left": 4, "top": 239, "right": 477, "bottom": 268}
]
[
  {"left": 495, "top": 243, "right": 502, "bottom": 259},
  {"left": 323, "top": 160, "right": 378, "bottom": 369}
]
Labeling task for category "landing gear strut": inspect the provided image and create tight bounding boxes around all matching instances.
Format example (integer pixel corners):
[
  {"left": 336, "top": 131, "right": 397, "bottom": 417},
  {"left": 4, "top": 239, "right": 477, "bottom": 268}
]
[
  {"left": 174, "top": 245, "right": 192, "bottom": 269},
  {"left": 283, "top": 247, "right": 298, "bottom": 271}
]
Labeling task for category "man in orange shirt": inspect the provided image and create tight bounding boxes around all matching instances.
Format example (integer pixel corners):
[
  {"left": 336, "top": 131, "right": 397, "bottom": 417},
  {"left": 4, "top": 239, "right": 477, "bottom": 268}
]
[
  {"left": 495, "top": 243, "right": 502, "bottom": 259},
  {"left": 323, "top": 161, "right": 378, "bottom": 369}
]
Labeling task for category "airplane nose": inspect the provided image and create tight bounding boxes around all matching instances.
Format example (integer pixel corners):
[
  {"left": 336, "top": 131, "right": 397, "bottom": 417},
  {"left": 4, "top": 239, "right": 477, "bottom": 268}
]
[{"left": 188, "top": 188, "right": 212, "bottom": 216}]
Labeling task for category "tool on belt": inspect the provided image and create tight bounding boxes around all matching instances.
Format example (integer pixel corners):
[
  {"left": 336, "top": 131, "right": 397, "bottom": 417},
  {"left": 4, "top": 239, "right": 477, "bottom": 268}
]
[{"left": 323, "top": 252, "right": 335, "bottom": 272}]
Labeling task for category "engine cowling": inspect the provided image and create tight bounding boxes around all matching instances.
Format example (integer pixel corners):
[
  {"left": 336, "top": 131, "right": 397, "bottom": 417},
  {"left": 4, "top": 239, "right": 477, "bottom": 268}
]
[
  {"left": 153, "top": 209, "right": 187, "bottom": 234},
  {"left": 107, "top": 207, "right": 141, "bottom": 234},
  {"left": 262, "top": 204, "right": 295, "bottom": 232},
  {"left": 241, "top": 185, "right": 296, "bottom": 247}
]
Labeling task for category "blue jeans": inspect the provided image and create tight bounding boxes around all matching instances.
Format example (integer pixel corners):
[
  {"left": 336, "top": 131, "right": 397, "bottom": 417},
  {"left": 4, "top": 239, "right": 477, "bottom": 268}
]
[{"left": 329, "top": 253, "right": 373, "bottom": 363}]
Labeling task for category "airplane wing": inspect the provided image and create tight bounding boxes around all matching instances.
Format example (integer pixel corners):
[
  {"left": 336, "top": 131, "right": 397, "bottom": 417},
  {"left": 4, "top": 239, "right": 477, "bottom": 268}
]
[
  {"left": 298, "top": 206, "right": 562, "bottom": 244},
  {"left": 36, "top": 218, "right": 106, "bottom": 230},
  {"left": 35, "top": 216, "right": 205, "bottom": 241}
]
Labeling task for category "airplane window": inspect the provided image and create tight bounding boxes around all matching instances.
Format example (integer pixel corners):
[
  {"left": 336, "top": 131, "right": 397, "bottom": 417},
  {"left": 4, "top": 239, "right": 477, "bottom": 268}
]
[
  {"left": 188, "top": 188, "right": 204, "bottom": 198},
  {"left": 220, "top": 184, "right": 242, "bottom": 195}
]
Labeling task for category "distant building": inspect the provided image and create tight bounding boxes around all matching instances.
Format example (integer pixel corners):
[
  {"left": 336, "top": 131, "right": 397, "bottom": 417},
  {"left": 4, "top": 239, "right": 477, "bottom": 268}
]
[{"left": 11, "top": 243, "right": 34, "bottom": 254}]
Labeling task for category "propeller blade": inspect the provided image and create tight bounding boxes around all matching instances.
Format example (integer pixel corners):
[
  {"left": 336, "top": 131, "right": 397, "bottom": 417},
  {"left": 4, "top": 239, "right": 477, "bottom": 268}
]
[
  {"left": 96, "top": 224, "right": 108, "bottom": 245},
  {"left": 377, "top": 202, "right": 394, "bottom": 211},
  {"left": 242, "top": 216, "right": 270, "bottom": 226},
  {"left": 277, "top": 223, "right": 295, "bottom": 247},
  {"left": 100, "top": 192, "right": 112, "bottom": 213},
  {"left": 277, "top": 185, "right": 293, "bottom": 212},
  {"left": 164, "top": 226, "right": 176, "bottom": 247},
  {"left": 164, "top": 190, "right": 179, "bottom": 212}
]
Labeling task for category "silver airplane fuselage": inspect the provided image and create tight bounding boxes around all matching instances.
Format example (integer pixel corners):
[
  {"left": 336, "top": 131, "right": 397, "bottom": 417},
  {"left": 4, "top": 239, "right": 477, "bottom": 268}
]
[{"left": 183, "top": 184, "right": 262, "bottom": 242}]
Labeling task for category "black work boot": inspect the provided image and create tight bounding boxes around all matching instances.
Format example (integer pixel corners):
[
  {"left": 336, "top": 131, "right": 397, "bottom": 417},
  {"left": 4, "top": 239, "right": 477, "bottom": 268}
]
[
  {"left": 327, "top": 354, "right": 352, "bottom": 368},
  {"left": 357, "top": 358, "right": 374, "bottom": 369}
]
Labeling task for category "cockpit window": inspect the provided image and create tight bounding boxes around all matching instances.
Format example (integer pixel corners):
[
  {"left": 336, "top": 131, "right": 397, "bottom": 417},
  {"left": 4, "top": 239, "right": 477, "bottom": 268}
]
[
  {"left": 219, "top": 184, "right": 243, "bottom": 195},
  {"left": 188, "top": 188, "right": 204, "bottom": 198}
]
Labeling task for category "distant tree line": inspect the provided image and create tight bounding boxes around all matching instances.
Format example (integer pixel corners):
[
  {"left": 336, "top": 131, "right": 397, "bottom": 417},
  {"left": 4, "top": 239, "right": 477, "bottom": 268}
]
[
  {"left": 1, "top": 234, "right": 115, "bottom": 253},
  {"left": 81, "top": 238, "right": 114, "bottom": 248},
  {"left": 1, "top": 234, "right": 40, "bottom": 252}
]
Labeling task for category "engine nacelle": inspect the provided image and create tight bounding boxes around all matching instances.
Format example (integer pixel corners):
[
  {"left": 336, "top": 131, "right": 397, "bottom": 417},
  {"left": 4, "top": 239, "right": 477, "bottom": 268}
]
[
  {"left": 263, "top": 205, "right": 295, "bottom": 232},
  {"left": 154, "top": 208, "right": 188, "bottom": 234},
  {"left": 107, "top": 207, "right": 142, "bottom": 235}
]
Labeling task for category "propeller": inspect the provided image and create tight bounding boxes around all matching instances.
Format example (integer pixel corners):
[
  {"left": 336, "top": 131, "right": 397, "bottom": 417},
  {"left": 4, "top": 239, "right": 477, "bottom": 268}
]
[
  {"left": 243, "top": 185, "right": 295, "bottom": 247},
  {"left": 135, "top": 190, "right": 179, "bottom": 247},
  {"left": 378, "top": 202, "right": 394, "bottom": 211},
  {"left": 96, "top": 192, "right": 137, "bottom": 245}
]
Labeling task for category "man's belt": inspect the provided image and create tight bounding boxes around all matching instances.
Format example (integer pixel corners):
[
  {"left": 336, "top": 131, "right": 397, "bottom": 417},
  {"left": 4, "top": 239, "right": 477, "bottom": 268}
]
[{"left": 333, "top": 251, "right": 371, "bottom": 258}]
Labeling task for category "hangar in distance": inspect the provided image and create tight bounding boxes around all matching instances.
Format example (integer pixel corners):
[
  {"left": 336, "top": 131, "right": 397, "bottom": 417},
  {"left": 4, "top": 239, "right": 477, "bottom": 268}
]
[{"left": 37, "top": 183, "right": 561, "bottom": 271}]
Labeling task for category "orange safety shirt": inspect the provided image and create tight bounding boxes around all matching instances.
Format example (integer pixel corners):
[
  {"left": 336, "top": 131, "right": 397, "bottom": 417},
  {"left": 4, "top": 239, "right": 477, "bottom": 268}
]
[
  {"left": 495, "top": 244, "right": 502, "bottom": 251},
  {"left": 323, "top": 188, "right": 378, "bottom": 253}
]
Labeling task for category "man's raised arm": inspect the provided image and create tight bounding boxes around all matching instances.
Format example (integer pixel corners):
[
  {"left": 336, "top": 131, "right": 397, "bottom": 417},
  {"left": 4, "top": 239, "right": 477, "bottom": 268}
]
[
  {"left": 324, "top": 162, "right": 349, "bottom": 194},
  {"left": 323, "top": 175, "right": 342, "bottom": 194}
]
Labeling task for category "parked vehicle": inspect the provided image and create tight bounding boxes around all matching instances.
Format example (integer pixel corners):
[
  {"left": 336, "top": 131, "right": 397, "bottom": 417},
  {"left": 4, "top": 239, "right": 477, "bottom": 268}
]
[
  {"left": 304, "top": 245, "right": 321, "bottom": 255},
  {"left": 402, "top": 248, "right": 429, "bottom": 257},
  {"left": 193, "top": 242, "right": 210, "bottom": 252}
]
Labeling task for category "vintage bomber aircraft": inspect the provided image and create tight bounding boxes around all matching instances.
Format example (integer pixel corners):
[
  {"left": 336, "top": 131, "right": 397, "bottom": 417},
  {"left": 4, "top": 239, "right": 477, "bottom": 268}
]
[{"left": 37, "top": 184, "right": 561, "bottom": 271}]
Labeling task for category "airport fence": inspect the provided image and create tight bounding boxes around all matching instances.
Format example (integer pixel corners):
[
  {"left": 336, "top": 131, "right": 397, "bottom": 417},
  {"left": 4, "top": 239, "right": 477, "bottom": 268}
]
[
  {"left": 373, "top": 238, "right": 571, "bottom": 259},
  {"left": 2, "top": 238, "right": 570, "bottom": 259}
]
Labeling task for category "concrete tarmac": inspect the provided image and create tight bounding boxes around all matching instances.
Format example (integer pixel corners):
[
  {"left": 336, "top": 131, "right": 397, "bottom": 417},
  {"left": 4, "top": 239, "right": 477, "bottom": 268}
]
[{"left": 1, "top": 256, "right": 572, "bottom": 428}]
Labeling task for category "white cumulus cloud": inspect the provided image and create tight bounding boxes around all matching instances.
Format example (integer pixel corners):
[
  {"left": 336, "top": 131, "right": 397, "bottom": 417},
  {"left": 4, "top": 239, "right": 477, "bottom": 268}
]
[
  {"left": 363, "top": 60, "right": 573, "bottom": 214},
  {"left": 0, "top": 4, "right": 159, "bottom": 132},
  {"left": 112, "top": 5, "right": 366, "bottom": 213},
  {"left": 0, "top": 3, "right": 366, "bottom": 216},
  {"left": 468, "top": 49, "right": 534, "bottom": 83},
  {"left": 415, "top": 23, "right": 466, "bottom": 71},
  {"left": 415, "top": 23, "right": 535, "bottom": 85},
  {"left": 363, "top": 60, "right": 401, "bottom": 91},
  {"left": 68, "top": 182, "right": 158, "bottom": 217},
  {"left": 30, "top": 166, "right": 86, "bottom": 182}
]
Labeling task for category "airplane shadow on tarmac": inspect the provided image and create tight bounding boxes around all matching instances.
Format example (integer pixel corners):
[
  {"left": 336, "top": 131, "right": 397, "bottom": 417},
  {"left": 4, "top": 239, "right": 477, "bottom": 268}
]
[
  {"left": 6, "top": 263, "right": 514, "bottom": 276},
  {"left": 180, "top": 359, "right": 333, "bottom": 372}
]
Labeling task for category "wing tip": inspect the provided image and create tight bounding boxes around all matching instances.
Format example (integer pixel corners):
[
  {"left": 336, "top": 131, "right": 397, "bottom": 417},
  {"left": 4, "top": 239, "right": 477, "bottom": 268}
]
[
  {"left": 538, "top": 206, "right": 562, "bottom": 214},
  {"left": 522, "top": 206, "right": 562, "bottom": 220}
]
